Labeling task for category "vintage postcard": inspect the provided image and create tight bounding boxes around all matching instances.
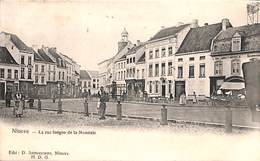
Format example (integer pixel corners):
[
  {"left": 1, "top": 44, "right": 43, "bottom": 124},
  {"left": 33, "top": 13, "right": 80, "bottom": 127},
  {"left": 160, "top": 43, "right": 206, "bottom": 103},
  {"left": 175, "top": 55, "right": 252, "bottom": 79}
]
[{"left": 0, "top": 0, "right": 260, "bottom": 160}]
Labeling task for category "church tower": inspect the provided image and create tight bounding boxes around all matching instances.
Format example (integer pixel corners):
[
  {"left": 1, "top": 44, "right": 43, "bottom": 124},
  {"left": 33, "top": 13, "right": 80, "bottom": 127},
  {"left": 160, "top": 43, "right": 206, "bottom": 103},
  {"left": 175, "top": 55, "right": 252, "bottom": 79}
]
[{"left": 118, "top": 28, "right": 129, "bottom": 52}]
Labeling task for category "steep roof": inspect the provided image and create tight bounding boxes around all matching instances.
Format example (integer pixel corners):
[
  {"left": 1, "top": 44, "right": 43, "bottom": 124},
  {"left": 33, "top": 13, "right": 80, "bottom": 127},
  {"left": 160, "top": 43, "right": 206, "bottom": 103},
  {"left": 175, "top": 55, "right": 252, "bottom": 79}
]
[
  {"left": 87, "top": 70, "right": 99, "bottom": 77},
  {"left": 149, "top": 24, "right": 189, "bottom": 41},
  {"left": 212, "top": 23, "right": 260, "bottom": 55},
  {"left": 0, "top": 47, "right": 18, "bottom": 65},
  {"left": 80, "top": 70, "right": 91, "bottom": 80},
  {"left": 1, "top": 32, "right": 34, "bottom": 54},
  {"left": 126, "top": 44, "right": 144, "bottom": 56},
  {"left": 33, "top": 48, "right": 45, "bottom": 62},
  {"left": 137, "top": 51, "right": 145, "bottom": 63},
  {"left": 37, "top": 49, "right": 55, "bottom": 63},
  {"left": 176, "top": 23, "right": 226, "bottom": 54},
  {"left": 48, "top": 48, "right": 66, "bottom": 67}
]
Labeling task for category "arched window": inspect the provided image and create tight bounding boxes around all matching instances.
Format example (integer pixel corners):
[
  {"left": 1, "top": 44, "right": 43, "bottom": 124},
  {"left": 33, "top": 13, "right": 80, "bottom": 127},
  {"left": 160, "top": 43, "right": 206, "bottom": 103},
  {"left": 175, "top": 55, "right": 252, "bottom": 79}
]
[{"left": 231, "top": 59, "right": 240, "bottom": 75}]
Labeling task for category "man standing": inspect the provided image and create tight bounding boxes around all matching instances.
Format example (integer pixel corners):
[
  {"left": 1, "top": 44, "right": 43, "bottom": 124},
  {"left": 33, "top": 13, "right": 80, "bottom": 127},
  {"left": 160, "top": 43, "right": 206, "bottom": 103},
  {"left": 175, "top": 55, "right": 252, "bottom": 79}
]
[
  {"left": 98, "top": 86, "right": 109, "bottom": 120},
  {"left": 5, "top": 88, "right": 12, "bottom": 107}
]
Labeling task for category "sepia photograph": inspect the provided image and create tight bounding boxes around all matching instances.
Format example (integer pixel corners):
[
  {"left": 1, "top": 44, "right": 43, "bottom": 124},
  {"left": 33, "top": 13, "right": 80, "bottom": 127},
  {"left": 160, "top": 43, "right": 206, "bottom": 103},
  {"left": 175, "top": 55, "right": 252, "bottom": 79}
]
[{"left": 0, "top": 0, "right": 260, "bottom": 160}]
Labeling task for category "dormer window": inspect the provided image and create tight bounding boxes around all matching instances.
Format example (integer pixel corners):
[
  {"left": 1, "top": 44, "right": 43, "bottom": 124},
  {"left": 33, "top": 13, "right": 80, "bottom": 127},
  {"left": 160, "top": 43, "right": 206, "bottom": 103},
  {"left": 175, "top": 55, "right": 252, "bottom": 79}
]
[{"left": 232, "top": 32, "right": 241, "bottom": 52}]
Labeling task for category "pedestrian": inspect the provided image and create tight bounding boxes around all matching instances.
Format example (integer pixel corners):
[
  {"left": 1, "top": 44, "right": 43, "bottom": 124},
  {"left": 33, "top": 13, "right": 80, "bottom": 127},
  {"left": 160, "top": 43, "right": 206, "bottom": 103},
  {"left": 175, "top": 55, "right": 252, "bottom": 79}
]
[
  {"left": 21, "top": 93, "right": 26, "bottom": 109},
  {"left": 169, "top": 93, "right": 173, "bottom": 102},
  {"left": 192, "top": 91, "right": 197, "bottom": 104},
  {"left": 5, "top": 88, "right": 12, "bottom": 107},
  {"left": 98, "top": 86, "right": 109, "bottom": 120},
  {"left": 179, "top": 91, "right": 186, "bottom": 105},
  {"left": 82, "top": 89, "right": 88, "bottom": 103},
  {"left": 14, "top": 91, "right": 23, "bottom": 117},
  {"left": 52, "top": 90, "right": 56, "bottom": 103},
  {"left": 97, "top": 91, "right": 101, "bottom": 115}
]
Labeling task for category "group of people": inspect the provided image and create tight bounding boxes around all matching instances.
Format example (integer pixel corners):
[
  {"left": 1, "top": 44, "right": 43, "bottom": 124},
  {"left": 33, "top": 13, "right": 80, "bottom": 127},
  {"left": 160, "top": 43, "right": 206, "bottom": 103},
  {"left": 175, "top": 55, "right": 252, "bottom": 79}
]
[
  {"left": 179, "top": 91, "right": 197, "bottom": 105},
  {"left": 82, "top": 86, "right": 109, "bottom": 120},
  {"left": 5, "top": 89, "right": 27, "bottom": 118}
]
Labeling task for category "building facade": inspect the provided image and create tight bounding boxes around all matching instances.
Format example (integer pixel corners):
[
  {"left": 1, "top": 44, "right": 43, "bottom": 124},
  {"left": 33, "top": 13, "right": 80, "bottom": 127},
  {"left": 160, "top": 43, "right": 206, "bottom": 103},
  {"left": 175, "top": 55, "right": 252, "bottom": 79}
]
[
  {"left": 211, "top": 22, "right": 260, "bottom": 94},
  {"left": 0, "top": 32, "right": 35, "bottom": 97},
  {"left": 0, "top": 47, "right": 19, "bottom": 99},
  {"left": 174, "top": 19, "right": 232, "bottom": 98},
  {"left": 145, "top": 22, "right": 193, "bottom": 98}
]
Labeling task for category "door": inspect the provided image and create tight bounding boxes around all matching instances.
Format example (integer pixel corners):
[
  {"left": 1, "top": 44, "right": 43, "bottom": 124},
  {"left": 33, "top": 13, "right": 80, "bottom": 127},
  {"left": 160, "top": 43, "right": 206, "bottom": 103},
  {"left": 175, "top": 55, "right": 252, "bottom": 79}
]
[
  {"left": 175, "top": 81, "right": 185, "bottom": 100},
  {"left": 162, "top": 85, "right": 166, "bottom": 97},
  {"left": 0, "top": 82, "right": 5, "bottom": 100}
]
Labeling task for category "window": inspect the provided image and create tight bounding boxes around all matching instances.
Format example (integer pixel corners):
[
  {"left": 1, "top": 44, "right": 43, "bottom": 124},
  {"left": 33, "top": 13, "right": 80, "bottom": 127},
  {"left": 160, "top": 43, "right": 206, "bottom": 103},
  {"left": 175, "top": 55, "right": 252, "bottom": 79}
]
[
  {"left": 59, "top": 71, "right": 61, "bottom": 80},
  {"left": 28, "top": 68, "right": 32, "bottom": 79},
  {"left": 88, "top": 82, "right": 91, "bottom": 87},
  {"left": 149, "top": 81, "right": 152, "bottom": 93},
  {"left": 178, "top": 66, "right": 183, "bottom": 78},
  {"left": 149, "top": 64, "right": 153, "bottom": 77},
  {"left": 214, "top": 61, "right": 223, "bottom": 75},
  {"left": 127, "top": 59, "right": 129, "bottom": 64},
  {"left": 41, "top": 76, "right": 44, "bottom": 83},
  {"left": 155, "top": 49, "right": 159, "bottom": 58},
  {"left": 137, "top": 69, "right": 140, "bottom": 79},
  {"left": 0, "top": 68, "right": 4, "bottom": 78},
  {"left": 97, "top": 79, "right": 99, "bottom": 82},
  {"left": 21, "top": 68, "right": 25, "bottom": 79},
  {"left": 84, "top": 82, "right": 87, "bottom": 87},
  {"left": 126, "top": 69, "right": 129, "bottom": 78},
  {"left": 232, "top": 37, "right": 241, "bottom": 52},
  {"left": 142, "top": 69, "right": 145, "bottom": 79},
  {"left": 155, "top": 64, "right": 159, "bottom": 77},
  {"left": 161, "top": 63, "right": 166, "bottom": 76},
  {"left": 189, "top": 57, "right": 195, "bottom": 61},
  {"left": 97, "top": 84, "right": 99, "bottom": 88},
  {"left": 14, "top": 70, "right": 18, "bottom": 79},
  {"left": 178, "top": 58, "right": 183, "bottom": 62},
  {"left": 199, "top": 64, "right": 206, "bottom": 78},
  {"left": 21, "top": 55, "right": 25, "bottom": 64},
  {"left": 189, "top": 65, "right": 195, "bottom": 78},
  {"left": 149, "top": 50, "right": 153, "bottom": 59},
  {"left": 200, "top": 56, "right": 206, "bottom": 60},
  {"left": 93, "top": 84, "right": 96, "bottom": 89},
  {"left": 168, "top": 62, "right": 173, "bottom": 76},
  {"left": 155, "top": 81, "right": 159, "bottom": 93},
  {"left": 93, "top": 79, "right": 96, "bottom": 82},
  {"left": 48, "top": 72, "right": 50, "bottom": 81},
  {"left": 231, "top": 59, "right": 240, "bottom": 75},
  {"left": 28, "top": 56, "right": 32, "bottom": 65},
  {"left": 41, "top": 65, "right": 44, "bottom": 73},
  {"left": 133, "top": 68, "right": 135, "bottom": 77},
  {"left": 35, "top": 76, "right": 39, "bottom": 83},
  {"left": 7, "top": 69, "right": 11, "bottom": 79},
  {"left": 130, "top": 58, "right": 132, "bottom": 63},
  {"left": 168, "top": 46, "right": 173, "bottom": 55},
  {"left": 133, "top": 57, "right": 135, "bottom": 63},
  {"left": 35, "top": 65, "right": 38, "bottom": 72},
  {"left": 53, "top": 72, "right": 56, "bottom": 81},
  {"left": 161, "top": 48, "right": 166, "bottom": 57},
  {"left": 62, "top": 72, "right": 64, "bottom": 80}
]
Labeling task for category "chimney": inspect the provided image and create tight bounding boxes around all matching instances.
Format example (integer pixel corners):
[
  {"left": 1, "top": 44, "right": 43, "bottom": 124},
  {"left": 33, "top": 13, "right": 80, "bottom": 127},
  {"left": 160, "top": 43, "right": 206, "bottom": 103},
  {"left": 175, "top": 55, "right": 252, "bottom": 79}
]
[
  {"left": 222, "top": 18, "right": 229, "bottom": 31},
  {"left": 190, "top": 19, "right": 199, "bottom": 28},
  {"left": 204, "top": 23, "right": 209, "bottom": 26},
  {"left": 137, "top": 40, "right": 141, "bottom": 46}
]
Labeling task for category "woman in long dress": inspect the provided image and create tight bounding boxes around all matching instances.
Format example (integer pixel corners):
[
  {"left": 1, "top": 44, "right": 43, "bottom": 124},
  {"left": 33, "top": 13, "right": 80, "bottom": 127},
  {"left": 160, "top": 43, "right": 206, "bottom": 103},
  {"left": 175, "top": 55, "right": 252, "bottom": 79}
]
[{"left": 14, "top": 92, "right": 23, "bottom": 117}]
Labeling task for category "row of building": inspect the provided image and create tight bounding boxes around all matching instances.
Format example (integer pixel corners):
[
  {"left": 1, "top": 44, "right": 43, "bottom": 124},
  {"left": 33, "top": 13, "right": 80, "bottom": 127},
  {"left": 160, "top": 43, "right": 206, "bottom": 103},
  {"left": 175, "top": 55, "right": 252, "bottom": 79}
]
[
  {"left": 0, "top": 31, "right": 98, "bottom": 100},
  {"left": 98, "top": 18, "right": 260, "bottom": 100}
]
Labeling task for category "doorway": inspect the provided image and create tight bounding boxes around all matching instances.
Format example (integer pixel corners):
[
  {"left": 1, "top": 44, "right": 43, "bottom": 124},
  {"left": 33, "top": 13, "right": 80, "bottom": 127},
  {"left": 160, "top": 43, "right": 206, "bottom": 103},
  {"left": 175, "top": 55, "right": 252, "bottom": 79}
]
[
  {"left": 0, "top": 82, "right": 5, "bottom": 100},
  {"left": 161, "top": 85, "right": 166, "bottom": 97},
  {"left": 175, "top": 81, "right": 185, "bottom": 100}
]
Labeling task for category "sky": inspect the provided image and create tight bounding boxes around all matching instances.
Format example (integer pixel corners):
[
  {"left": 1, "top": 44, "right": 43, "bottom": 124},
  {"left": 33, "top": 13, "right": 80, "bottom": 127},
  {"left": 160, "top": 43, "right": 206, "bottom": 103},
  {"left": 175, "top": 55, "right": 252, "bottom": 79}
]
[{"left": 0, "top": 0, "right": 252, "bottom": 70}]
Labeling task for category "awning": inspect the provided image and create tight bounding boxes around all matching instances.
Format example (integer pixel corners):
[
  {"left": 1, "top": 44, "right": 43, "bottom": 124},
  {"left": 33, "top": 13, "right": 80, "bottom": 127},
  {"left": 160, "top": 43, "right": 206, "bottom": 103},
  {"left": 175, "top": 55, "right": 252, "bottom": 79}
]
[{"left": 220, "top": 82, "right": 245, "bottom": 90}]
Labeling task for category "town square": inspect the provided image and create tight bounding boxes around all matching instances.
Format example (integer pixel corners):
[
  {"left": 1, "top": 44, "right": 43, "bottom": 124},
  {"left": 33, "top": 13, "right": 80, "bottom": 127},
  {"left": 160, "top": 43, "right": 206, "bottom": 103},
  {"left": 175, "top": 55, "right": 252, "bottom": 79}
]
[{"left": 0, "top": 0, "right": 260, "bottom": 161}]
